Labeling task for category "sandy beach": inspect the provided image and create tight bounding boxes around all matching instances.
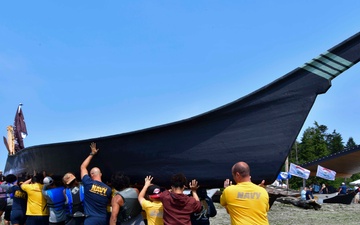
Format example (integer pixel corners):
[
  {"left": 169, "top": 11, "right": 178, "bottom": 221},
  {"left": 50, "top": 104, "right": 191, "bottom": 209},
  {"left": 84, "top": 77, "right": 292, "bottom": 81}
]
[{"left": 210, "top": 201, "right": 360, "bottom": 225}]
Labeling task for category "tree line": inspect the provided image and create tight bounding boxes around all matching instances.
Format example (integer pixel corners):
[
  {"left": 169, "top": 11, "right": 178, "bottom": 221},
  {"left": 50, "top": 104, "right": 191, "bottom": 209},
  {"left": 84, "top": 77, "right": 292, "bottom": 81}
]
[{"left": 287, "top": 121, "right": 358, "bottom": 190}]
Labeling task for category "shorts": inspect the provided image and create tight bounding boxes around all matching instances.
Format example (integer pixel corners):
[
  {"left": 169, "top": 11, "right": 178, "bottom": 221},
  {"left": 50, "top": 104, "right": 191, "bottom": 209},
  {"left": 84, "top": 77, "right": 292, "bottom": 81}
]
[
  {"left": 50, "top": 221, "right": 66, "bottom": 225},
  {"left": 11, "top": 209, "right": 27, "bottom": 225},
  {"left": 84, "top": 216, "right": 107, "bottom": 225},
  {"left": 26, "top": 215, "right": 49, "bottom": 225},
  {"left": 4, "top": 205, "right": 11, "bottom": 221},
  {"left": 0, "top": 198, "right": 7, "bottom": 211},
  {"left": 66, "top": 216, "right": 85, "bottom": 225}
]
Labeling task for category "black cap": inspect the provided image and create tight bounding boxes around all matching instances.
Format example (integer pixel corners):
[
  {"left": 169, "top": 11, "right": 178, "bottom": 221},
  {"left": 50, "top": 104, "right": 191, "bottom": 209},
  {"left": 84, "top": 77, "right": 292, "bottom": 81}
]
[{"left": 146, "top": 185, "right": 162, "bottom": 198}]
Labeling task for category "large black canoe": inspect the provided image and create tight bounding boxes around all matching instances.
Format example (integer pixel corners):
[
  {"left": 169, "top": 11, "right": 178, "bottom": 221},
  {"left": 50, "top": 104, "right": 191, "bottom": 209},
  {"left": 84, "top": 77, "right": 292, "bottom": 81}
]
[{"left": 4, "top": 32, "right": 360, "bottom": 188}]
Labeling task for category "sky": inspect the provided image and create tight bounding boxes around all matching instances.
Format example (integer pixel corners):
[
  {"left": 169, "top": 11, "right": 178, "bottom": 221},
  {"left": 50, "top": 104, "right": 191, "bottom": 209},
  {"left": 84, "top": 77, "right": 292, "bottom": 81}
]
[{"left": 1, "top": 1, "right": 360, "bottom": 170}]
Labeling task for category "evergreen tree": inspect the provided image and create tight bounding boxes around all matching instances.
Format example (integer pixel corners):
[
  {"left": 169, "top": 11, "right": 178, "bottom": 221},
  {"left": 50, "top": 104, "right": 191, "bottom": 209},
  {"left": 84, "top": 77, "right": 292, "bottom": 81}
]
[
  {"left": 326, "top": 130, "right": 344, "bottom": 154},
  {"left": 298, "top": 122, "right": 329, "bottom": 164},
  {"left": 286, "top": 121, "right": 358, "bottom": 190},
  {"left": 346, "top": 137, "right": 357, "bottom": 148}
]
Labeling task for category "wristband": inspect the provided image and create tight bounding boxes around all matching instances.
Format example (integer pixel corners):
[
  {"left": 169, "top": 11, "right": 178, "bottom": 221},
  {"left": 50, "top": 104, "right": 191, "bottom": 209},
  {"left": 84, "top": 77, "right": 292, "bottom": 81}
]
[{"left": 90, "top": 153, "right": 95, "bottom": 156}]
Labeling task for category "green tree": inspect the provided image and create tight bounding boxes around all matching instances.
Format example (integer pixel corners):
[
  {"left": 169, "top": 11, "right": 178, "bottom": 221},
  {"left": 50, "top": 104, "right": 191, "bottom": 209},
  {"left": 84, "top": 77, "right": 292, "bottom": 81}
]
[
  {"left": 326, "top": 130, "right": 344, "bottom": 154},
  {"left": 297, "top": 122, "right": 329, "bottom": 164},
  {"left": 346, "top": 137, "right": 357, "bottom": 148},
  {"left": 286, "top": 121, "right": 358, "bottom": 190}
]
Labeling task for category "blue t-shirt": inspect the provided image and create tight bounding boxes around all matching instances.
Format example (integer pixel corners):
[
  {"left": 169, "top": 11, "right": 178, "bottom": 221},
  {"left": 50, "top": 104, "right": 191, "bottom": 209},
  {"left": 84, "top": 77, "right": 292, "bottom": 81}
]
[
  {"left": 9, "top": 185, "right": 27, "bottom": 212},
  {"left": 305, "top": 190, "right": 314, "bottom": 200},
  {"left": 339, "top": 185, "right": 347, "bottom": 195},
  {"left": 82, "top": 175, "right": 112, "bottom": 218}
]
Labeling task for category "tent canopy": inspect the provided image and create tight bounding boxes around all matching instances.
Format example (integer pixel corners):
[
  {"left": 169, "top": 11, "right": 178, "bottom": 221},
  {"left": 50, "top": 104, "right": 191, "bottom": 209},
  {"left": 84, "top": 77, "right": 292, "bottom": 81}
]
[{"left": 349, "top": 179, "right": 360, "bottom": 186}]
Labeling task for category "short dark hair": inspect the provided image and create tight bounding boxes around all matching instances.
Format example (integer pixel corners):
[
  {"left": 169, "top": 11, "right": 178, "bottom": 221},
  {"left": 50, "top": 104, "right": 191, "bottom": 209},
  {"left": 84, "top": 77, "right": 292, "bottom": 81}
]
[
  {"left": 171, "top": 173, "right": 187, "bottom": 188},
  {"left": 5, "top": 174, "right": 17, "bottom": 183},
  {"left": 232, "top": 162, "right": 250, "bottom": 178},
  {"left": 31, "top": 173, "right": 44, "bottom": 184},
  {"left": 111, "top": 171, "right": 130, "bottom": 191}
]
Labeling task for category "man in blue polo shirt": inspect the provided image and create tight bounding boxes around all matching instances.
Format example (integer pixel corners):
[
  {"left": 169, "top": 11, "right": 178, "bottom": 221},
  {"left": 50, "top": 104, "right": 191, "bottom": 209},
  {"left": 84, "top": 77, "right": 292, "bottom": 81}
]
[
  {"left": 80, "top": 142, "right": 112, "bottom": 225},
  {"left": 338, "top": 182, "right": 347, "bottom": 195}
]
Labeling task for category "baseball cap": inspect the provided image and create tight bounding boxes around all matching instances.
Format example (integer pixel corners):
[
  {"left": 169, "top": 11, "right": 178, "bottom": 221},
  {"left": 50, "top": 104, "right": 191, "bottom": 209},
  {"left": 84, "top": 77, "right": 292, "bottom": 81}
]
[
  {"left": 147, "top": 185, "right": 162, "bottom": 199},
  {"left": 63, "top": 173, "right": 76, "bottom": 185}
]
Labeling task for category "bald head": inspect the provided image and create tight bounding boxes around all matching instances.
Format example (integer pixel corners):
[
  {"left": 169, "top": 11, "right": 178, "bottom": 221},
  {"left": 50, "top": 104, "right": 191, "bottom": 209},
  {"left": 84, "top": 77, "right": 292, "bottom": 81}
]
[
  {"left": 90, "top": 167, "right": 102, "bottom": 181},
  {"left": 232, "top": 161, "right": 251, "bottom": 182}
]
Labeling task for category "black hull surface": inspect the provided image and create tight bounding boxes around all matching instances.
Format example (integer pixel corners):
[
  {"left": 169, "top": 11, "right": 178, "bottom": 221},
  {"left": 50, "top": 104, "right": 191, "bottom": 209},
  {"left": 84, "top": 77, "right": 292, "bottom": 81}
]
[
  {"left": 5, "top": 32, "right": 360, "bottom": 188},
  {"left": 323, "top": 192, "right": 357, "bottom": 205}
]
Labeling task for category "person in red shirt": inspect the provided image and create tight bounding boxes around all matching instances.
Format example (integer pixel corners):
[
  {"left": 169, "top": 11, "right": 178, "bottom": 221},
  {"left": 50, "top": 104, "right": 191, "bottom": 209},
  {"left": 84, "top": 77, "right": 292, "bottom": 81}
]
[{"left": 159, "top": 173, "right": 201, "bottom": 225}]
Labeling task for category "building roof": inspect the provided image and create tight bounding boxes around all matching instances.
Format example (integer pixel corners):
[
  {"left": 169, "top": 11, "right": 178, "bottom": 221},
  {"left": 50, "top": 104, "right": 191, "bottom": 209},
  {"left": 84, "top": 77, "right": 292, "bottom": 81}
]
[{"left": 301, "top": 145, "right": 360, "bottom": 178}]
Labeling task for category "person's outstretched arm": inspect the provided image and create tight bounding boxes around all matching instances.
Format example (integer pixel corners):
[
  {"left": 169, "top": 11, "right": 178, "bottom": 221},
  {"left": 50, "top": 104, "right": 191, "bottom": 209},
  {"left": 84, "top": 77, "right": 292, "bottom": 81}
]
[
  {"left": 110, "top": 194, "right": 124, "bottom": 225},
  {"left": 80, "top": 142, "right": 99, "bottom": 179},
  {"left": 138, "top": 175, "right": 153, "bottom": 204},
  {"left": 189, "top": 179, "right": 200, "bottom": 201}
]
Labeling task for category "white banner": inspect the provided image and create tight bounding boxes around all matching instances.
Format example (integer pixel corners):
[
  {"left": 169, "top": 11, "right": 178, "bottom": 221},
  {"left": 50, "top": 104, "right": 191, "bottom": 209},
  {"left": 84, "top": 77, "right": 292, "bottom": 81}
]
[
  {"left": 316, "top": 165, "right": 336, "bottom": 180},
  {"left": 289, "top": 163, "right": 310, "bottom": 179}
]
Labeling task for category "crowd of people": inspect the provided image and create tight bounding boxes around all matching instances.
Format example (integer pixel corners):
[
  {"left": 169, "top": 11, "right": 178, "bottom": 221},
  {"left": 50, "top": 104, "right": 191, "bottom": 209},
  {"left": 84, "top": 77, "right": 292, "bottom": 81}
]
[{"left": 0, "top": 142, "right": 272, "bottom": 225}]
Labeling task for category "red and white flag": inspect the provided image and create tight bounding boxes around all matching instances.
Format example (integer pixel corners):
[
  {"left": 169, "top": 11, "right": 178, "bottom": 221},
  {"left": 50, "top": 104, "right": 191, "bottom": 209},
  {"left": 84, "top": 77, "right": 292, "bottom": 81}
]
[
  {"left": 316, "top": 165, "right": 336, "bottom": 180},
  {"left": 289, "top": 163, "right": 310, "bottom": 179}
]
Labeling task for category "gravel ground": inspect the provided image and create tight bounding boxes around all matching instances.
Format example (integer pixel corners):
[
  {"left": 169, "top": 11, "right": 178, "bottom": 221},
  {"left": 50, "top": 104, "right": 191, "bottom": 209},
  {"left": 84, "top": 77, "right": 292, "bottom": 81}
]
[{"left": 210, "top": 201, "right": 360, "bottom": 225}]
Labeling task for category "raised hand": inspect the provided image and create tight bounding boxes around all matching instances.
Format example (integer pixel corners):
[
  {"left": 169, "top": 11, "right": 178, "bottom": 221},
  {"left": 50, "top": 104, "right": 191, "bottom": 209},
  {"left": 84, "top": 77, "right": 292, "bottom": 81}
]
[
  {"left": 189, "top": 179, "right": 199, "bottom": 191},
  {"left": 258, "top": 180, "right": 266, "bottom": 188},
  {"left": 224, "top": 179, "right": 232, "bottom": 188},
  {"left": 90, "top": 142, "right": 99, "bottom": 155},
  {"left": 144, "top": 175, "right": 153, "bottom": 187}
]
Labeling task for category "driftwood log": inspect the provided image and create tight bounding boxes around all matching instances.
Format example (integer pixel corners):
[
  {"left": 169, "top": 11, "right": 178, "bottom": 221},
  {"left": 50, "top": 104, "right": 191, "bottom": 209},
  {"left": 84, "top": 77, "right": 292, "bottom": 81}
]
[
  {"left": 266, "top": 186, "right": 301, "bottom": 208},
  {"left": 276, "top": 196, "right": 322, "bottom": 210}
]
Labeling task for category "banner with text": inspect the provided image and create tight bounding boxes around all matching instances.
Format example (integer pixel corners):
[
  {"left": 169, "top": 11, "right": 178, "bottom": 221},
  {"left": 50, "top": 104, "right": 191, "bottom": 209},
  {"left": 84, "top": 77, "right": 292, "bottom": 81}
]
[
  {"left": 316, "top": 165, "right": 336, "bottom": 180},
  {"left": 289, "top": 163, "right": 310, "bottom": 179}
]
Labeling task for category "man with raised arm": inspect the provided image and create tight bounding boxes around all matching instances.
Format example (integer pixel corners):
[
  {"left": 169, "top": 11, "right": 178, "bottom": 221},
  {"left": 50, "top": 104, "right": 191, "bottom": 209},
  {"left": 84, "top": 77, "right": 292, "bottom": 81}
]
[{"left": 80, "top": 142, "right": 112, "bottom": 225}]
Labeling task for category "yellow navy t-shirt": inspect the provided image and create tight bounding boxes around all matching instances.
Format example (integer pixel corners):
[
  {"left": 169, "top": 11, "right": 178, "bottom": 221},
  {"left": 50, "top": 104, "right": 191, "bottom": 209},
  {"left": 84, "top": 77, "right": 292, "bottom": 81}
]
[{"left": 220, "top": 182, "right": 269, "bottom": 225}]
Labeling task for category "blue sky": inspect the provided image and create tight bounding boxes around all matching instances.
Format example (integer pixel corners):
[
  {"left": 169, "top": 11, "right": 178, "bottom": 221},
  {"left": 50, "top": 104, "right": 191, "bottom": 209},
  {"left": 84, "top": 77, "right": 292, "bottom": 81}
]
[{"left": 1, "top": 1, "right": 360, "bottom": 170}]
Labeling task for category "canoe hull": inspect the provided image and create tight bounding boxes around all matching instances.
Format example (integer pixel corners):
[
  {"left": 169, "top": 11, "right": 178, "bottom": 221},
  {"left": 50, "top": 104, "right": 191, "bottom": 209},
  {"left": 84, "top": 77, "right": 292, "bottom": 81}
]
[
  {"left": 3, "top": 71, "right": 330, "bottom": 188},
  {"left": 5, "top": 31, "right": 360, "bottom": 188}
]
